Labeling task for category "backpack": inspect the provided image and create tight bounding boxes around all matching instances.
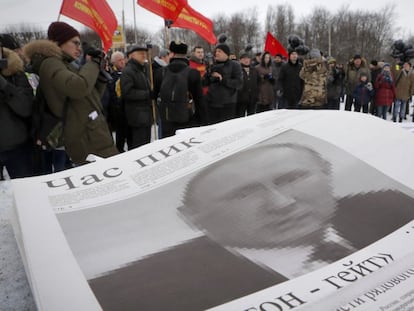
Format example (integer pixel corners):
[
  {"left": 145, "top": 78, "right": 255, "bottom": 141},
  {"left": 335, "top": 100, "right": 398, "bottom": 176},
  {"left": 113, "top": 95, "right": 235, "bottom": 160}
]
[
  {"left": 31, "top": 87, "right": 68, "bottom": 150},
  {"left": 159, "top": 66, "right": 193, "bottom": 123}
]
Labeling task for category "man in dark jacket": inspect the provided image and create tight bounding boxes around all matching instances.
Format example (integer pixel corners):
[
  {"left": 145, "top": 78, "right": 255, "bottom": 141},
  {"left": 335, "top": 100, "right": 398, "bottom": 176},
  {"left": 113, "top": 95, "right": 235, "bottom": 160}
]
[
  {"left": 236, "top": 50, "right": 259, "bottom": 117},
  {"left": 278, "top": 50, "right": 303, "bottom": 109},
  {"left": 121, "top": 45, "right": 153, "bottom": 149},
  {"left": 156, "top": 41, "right": 202, "bottom": 138},
  {"left": 0, "top": 43, "right": 34, "bottom": 178},
  {"left": 206, "top": 41, "right": 243, "bottom": 124}
]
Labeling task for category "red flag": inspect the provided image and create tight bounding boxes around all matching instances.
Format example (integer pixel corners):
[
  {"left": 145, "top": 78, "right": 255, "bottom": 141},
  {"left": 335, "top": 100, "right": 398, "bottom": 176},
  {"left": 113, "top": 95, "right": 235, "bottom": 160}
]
[
  {"left": 264, "top": 32, "right": 288, "bottom": 58},
  {"left": 60, "top": 0, "right": 117, "bottom": 51},
  {"left": 137, "top": 0, "right": 187, "bottom": 21},
  {"left": 171, "top": 6, "right": 216, "bottom": 44}
]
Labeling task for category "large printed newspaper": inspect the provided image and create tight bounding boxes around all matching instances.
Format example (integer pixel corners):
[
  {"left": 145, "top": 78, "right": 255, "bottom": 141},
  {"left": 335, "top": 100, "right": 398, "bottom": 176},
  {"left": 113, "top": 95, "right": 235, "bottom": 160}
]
[{"left": 11, "top": 110, "right": 414, "bottom": 311}]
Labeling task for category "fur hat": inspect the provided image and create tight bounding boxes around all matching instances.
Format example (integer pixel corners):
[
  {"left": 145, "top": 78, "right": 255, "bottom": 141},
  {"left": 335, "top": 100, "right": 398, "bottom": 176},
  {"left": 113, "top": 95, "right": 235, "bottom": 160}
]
[
  {"left": 0, "top": 34, "right": 20, "bottom": 50},
  {"left": 169, "top": 41, "right": 188, "bottom": 55},
  {"left": 47, "top": 22, "right": 80, "bottom": 46}
]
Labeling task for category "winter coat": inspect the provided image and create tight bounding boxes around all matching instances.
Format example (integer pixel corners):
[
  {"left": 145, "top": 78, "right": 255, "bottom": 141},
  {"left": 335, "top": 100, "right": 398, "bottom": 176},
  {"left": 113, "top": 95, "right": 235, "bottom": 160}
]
[
  {"left": 353, "top": 82, "right": 374, "bottom": 106},
  {"left": 327, "top": 66, "right": 345, "bottom": 100},
  {"left": 256, "top": 64, "right": 275, "bottom": 106},
  {"left": 206, "top": 59, "right": 243, "bottom": 108},
  {"left": 159, "top": 57, "right": 203, "bottom": 124},
  {"left": 23, "top": 40, "right": 118, "bottom": 164},
  {"left": 237, "top": 66, "right": 260, "bottom": 105},
  {"left": 345, "top": 58, "right": 371, "bottom": 95},
  {"left": 299, "top": 58, "right": 328, "bottom": 107},
  {"left": 121, "top": 58, "right": 153, "bottom": 127},
  {"left": 0, "top": 48, "right": 33, "bottom": 152},
  {"left": 374, "top": 72, "right": 396, "bottom": 106},
  {"left": 278, "top": 60, "right": 303, "bottom": 103},
  {"left": 394, "top": 69, "right": 414, "bottom": 101}
]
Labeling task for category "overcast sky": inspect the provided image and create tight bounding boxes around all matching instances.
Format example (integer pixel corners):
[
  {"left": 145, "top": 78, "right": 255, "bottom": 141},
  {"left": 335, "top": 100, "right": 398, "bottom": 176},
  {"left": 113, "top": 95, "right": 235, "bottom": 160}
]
[{"left": 1, "top": 0, "right": 413, "bottom": 38}]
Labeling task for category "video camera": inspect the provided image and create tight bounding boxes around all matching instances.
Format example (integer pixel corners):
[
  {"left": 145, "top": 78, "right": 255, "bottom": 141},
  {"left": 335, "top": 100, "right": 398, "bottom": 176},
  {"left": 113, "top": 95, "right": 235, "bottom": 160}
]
[
  {"left": 0, "top": 43, "right": 8, "bottom": 70},
  {"left": 82, "top": 42, "right": 112, "bottom": 82}
]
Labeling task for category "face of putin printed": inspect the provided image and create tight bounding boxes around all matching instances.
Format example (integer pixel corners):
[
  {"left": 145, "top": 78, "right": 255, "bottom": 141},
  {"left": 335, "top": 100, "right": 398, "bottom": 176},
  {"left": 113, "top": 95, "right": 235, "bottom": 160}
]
[{"left": 180, "top": 144, "right": 336, "bottom": 249}]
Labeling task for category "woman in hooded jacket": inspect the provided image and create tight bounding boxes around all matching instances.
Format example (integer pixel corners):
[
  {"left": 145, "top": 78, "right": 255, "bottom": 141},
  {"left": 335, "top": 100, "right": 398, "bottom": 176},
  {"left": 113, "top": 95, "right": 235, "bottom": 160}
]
[{"left": 374, "top": 63, "right": 396, "bottom": 120}]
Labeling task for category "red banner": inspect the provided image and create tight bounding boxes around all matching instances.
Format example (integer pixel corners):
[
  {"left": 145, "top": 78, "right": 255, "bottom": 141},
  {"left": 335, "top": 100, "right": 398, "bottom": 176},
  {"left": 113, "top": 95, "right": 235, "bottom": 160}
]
[
  {"left": 60, "top": 0, "right": 118, "bottom": 51},
  {"left": 264, "top": 32, "right": 288, "bottom": 58},
  {"left": 137, "top": 0, "right": 187, "bottom": 21},
  {"left": 171, "top": 6, "right": 217, "bottom": 45}
]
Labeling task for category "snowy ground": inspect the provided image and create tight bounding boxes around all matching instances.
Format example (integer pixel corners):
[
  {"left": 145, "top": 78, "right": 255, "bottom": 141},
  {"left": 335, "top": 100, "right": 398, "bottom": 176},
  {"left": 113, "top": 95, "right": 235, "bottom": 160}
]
[{"left": 1, "top": 104, "right": 414, "bottom": 311}]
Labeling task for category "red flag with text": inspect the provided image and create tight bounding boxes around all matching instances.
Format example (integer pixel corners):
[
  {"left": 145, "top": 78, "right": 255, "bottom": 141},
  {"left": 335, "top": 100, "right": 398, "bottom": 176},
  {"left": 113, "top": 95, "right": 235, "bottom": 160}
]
[
  {"left": 171, "top": 5, "right": 216, "bottom": 44},
  {"left": 60, "top": 0, "right": 117, "bottom": 51},
  {"left": 137, "top": 0, "right": 187, "bottom": 21},
  {"left": 264, "top": 32, "right": 288, "bottom": 58}
]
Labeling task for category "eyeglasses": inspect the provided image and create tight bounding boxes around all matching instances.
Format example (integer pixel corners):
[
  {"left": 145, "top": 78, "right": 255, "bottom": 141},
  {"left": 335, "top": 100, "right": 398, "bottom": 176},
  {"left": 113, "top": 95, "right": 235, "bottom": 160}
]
[{"left": 71, "top": 40, "right": 81, "bottom": 47}]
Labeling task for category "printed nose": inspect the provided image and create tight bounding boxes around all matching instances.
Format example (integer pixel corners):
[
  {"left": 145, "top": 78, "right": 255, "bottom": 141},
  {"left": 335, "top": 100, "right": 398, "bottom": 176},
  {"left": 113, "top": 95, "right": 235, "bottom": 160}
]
[{"left": 262, "top": 182, "right": 296, "bottom": 209}]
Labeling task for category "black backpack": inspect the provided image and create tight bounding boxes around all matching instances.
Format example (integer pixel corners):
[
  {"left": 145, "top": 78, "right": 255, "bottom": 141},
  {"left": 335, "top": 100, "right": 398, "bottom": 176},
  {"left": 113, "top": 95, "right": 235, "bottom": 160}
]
[
  {"left": 159, "top": 66, "right": 192, "bottom": 123},
  {"left": 31, "top": 87, "right": 67, "bottom": 150}
]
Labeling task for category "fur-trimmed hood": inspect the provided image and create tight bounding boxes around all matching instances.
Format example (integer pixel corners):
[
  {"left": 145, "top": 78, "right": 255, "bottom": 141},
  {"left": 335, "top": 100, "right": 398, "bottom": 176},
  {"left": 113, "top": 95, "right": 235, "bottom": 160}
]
[
  {"left": 23, "top": 40, "right": 62, "bottom": 74},
  {"left": 0, "top": 48, "right": 24, "bottom": 77}
]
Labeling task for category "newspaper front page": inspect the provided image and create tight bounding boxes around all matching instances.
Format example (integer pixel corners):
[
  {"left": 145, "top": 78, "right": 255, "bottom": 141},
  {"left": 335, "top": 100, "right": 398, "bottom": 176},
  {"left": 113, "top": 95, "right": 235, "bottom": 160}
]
[{"left": 11, "top": 110, "right": 414, "bottom": 310}]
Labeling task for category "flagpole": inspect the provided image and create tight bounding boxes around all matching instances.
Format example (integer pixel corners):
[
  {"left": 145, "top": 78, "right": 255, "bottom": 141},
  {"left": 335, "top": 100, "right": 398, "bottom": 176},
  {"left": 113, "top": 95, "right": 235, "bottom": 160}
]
[
  {"left": 122, "top": 0, "right": 126, "bottom": 52},
  {"left": 146, "top": 43, "right": 158, "bottom": 140},
  {"left": 57, "top": 0, "right": 64, "bottom": 21},
  {"left": 133, "top": 0, "right": 138, "bottom": 44},
  {"left": 164, "top": 19, "right": 172, "bottom": 47}
]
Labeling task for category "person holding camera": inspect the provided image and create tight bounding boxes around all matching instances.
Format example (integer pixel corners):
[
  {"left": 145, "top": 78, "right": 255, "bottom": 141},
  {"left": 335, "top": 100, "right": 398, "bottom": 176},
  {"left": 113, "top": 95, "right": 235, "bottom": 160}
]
[
  {"left": 23, "top": 22, "right": 118, "bottom": 166},
  {"left": 0, "top": 36, "right": 34, "bottom": 178},
  {"left": 255, "top": 51, "right": 275, "bottom": 113},
  {"left": 206, "top": 39, "right": 243, "bottom": 124}
]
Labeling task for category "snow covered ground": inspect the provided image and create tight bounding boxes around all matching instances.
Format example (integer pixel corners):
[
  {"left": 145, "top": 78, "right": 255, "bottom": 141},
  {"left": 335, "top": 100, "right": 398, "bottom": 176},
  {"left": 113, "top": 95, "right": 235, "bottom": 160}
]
[{"left": 1, "top": 105, "right": 413, "bottom": 311}]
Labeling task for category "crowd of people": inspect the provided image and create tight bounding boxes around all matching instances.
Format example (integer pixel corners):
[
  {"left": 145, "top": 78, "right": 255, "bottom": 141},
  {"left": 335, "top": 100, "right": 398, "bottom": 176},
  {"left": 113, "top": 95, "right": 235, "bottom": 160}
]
[{"left": 1, "top": 21, "right": 414, "bottom": 179}]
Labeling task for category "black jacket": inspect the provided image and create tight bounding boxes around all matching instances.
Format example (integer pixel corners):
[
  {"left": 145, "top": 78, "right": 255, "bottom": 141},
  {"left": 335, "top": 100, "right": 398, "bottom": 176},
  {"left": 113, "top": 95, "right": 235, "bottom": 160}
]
[
  {"left": 279, "top": 60, "right": 304, "bottom": 101},
  {"left": 237, "top": 66, "right": 260, "bottom": 104},
  {"left": 120, "top": 59, "right": 152, "bottom": 127},
  {"left": 206, "top": 59, "right": 243, "bottom": 108},
  {"left": 0, "top": 48, "right": 33, "bottom": 152}
]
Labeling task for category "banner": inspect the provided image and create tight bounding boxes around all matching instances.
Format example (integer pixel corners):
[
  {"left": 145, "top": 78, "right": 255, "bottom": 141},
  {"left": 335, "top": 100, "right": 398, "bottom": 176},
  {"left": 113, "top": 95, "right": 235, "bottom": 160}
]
[
  {"left": 60, "top": 0, "right": 118, "bottom": 51},
  {"left": 171, "top": 5, "right": 217, "bottom": 44},
  {"left": 137, "top": 0, "right": 187, "bottom": 22},
  {"left": 264, "top": 31, "right": 288, "bottom": 57}
]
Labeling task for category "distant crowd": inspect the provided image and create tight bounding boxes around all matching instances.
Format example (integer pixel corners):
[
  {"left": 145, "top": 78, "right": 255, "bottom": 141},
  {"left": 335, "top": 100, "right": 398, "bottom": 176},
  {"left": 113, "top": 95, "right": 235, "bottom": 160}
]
[{"left": 1, "top": 21, "right": 414, "bottom": 179}]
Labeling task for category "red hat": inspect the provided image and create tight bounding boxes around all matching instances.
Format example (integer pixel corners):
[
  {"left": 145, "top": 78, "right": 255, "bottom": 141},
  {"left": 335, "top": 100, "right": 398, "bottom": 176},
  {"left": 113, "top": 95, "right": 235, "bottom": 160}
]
[{"left": 47, "top": 22, "right": 80, "bottom": 46}]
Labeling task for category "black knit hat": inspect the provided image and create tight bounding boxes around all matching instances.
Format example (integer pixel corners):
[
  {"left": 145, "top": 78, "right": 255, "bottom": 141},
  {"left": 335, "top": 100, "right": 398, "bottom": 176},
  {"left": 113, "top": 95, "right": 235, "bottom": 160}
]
[
  {"left": 0, "top": 34, "right": 20, "bottom": 50},
  {"left": 215, "top": 43, "right": 230, "bottom": 56},
  {"left": 169, "top": 41, "right": 188, "bottom": 55},
  {"left": 47, "top": 21, "right": 80, "bottom": 46}
]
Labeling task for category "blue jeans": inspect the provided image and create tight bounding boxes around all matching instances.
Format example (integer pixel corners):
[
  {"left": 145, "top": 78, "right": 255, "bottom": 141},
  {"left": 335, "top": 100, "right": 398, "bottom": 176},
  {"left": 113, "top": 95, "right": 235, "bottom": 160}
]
[
  {"left": 377, "top": 106, "right": 388, "bottom": 120},
  {"left": 393, "top": 99, "right": 406, "bottom": 121}
]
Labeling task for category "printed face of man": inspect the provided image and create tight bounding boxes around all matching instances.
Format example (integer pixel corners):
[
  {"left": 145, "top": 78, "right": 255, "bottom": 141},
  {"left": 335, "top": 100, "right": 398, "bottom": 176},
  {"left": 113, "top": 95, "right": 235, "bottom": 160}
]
[{"left": 181, "top": 144, "right": 336, "bottom": 249}]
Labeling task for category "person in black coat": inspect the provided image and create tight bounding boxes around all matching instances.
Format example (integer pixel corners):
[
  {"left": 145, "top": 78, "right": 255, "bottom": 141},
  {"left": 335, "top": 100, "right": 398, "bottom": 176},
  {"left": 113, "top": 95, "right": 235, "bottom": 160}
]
[
  {"left": 206, "top": 42, "right": 243, "bottom": 124},
  {"left": 155, "top": 41, "right": 202, "bottom": 138},
  {"left": 236, "top": 51, "right": 260, "bottom": 117},
  {"left": 278, "top": 50, "right": 303, "bottom": 109},
  {"left": 0, "top": 45, "right": 34, "bottom": 178},
  {"left": 120, "top": 46, "right": 152, "bottom": 150}
]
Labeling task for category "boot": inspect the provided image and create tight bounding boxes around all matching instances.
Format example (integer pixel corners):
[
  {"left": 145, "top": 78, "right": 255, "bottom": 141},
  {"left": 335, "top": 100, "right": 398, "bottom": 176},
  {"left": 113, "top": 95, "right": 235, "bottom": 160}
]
[{"left": 392, "top": 116, "right": 396, "bottom": 122}]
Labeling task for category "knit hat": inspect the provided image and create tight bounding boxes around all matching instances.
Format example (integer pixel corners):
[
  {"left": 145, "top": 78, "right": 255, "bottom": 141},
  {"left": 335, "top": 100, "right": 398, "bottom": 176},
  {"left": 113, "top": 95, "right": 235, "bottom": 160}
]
[
  {"left": 309, "top": 48, "right": 321, "bottom": 59},
  {"left": 327, "top": 57, "right": 336, "bottom": 64},
  {"left": 0, "top": 34, "right": 20, "bottom": 50},
  {"left": 353, "top": 54, "right": 362, "bottom": 60},
  {"left": 383, "top": 63, "right": 391, "bottom": 69},
  {"left": 169, "top": 41, "right": 188, "bottom": 55},
  {"left": 159, "top": 48, "right": 170, "bottom": 58},
  {"left": 215, "top": 43, "right": 230, "bottom": 56},
  {"left": 370, "top": 60, "right": 378, "bottom": 66},
  {"left": 47, "top": 21, "right": 80, "bottom": 46}
]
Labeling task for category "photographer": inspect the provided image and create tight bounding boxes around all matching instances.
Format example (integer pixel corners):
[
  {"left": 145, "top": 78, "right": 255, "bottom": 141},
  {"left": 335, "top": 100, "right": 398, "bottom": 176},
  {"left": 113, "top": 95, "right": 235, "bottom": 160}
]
[
  {"left": 23, "top": 21, "right": 118, "bottom": 165},
  {"left": 0, "top": 39, "right": 34, "bottom": 178},
  {"left": 206, "top": 40, "right": 243, "bottom": 124}
]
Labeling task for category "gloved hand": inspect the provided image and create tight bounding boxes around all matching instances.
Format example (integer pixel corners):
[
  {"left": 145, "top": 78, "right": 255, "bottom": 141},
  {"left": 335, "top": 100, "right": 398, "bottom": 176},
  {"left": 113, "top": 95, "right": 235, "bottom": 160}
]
[
  {"left": 0, "top": 75, "right": 7, "bottom": 90},
  {"left": 276, "top": 89, "right": 283, "bottom": 97},
  {"left": 365, "top": 82, "right": 373, "bottom": 91},
  {"left": 264, "top": 73, "right": 273, "bottom": 80}
]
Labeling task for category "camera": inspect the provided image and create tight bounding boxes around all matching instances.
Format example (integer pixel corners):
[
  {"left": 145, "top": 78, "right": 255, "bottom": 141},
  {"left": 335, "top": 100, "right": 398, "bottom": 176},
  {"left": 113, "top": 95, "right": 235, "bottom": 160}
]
[{"left": 0, "top": 44, "right": 8, "bottom": 70}]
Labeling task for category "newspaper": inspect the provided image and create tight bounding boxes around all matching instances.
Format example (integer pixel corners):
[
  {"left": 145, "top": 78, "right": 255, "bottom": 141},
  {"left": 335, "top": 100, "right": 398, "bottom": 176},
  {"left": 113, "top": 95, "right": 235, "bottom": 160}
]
[{"left": 11, "top": 110, "right": 414, "bottom": 311}]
